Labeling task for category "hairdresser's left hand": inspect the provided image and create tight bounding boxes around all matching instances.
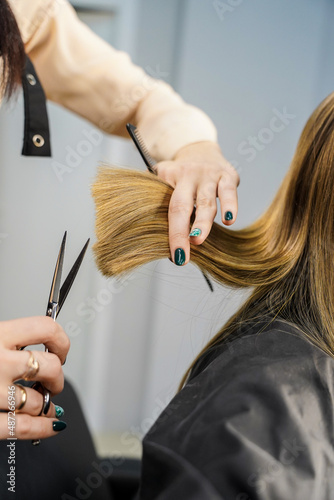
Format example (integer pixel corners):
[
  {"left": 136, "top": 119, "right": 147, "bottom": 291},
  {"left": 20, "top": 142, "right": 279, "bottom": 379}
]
[{"left": 155, "top": 141, "right": 240, "bottom": 266}]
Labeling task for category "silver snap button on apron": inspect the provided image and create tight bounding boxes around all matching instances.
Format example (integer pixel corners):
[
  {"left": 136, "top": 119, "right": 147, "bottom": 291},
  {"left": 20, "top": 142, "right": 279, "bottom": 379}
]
[
  {"left": 32, "top": 134, "right": 45, "bottom": 147},
  {"left": 26, "top": 73, "right": 37, "bottom": 86}
]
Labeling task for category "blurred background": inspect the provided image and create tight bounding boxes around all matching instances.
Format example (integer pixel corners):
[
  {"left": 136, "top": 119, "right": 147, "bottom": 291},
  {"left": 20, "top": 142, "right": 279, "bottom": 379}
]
[{"left": 0, "top": 0, "right": 333, "bottom": 458}]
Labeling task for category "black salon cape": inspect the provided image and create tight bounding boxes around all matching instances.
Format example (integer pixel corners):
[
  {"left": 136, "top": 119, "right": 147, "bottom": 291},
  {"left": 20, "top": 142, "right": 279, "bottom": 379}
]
[{"left": 137, "top": 318, "right": 334, "bottom": 499}]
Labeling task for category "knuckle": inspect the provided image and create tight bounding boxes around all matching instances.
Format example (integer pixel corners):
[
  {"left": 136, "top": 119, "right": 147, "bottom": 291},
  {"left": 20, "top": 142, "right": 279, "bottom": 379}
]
[
  {"left": 42, "top": 316, "right": 59, "bottom": 339},
  {"left": 52, "top": 372, "right": 64, "bottom": 395},
  {"left": 233, "top": 169, "right": 240, "bottom": 186},
  {"left": 63, "top": 334, "right": 71, "bottom": 354},
  {"left": 55, "top": 327, "right": 71, "bottom": 356},
  {"left": 179, "top": 162, "right": 194, "bottom": 175},
  {"left": 154, "top": 161, "right": 167, "bottom": 173},
  {"left": 171, "top": 231, "right": 188, "bottom": 241},
  {"left": 220, "top": 172, "right": 234, "bottom": 185},
  {"left": 57, "top": 373, "right": 65, "bottom": 393},
  {"left": 173, "top": 160, "right": 188, "bottom": 172},
  {"left": 47, "top": 353, "right": 63, "bottom": 378},
  {"left": 196, "top": 196, "right": 216, "bottom": 210},
  {"left": 54, "top": 360, "right": 63, "bottom": 380},
  {"left": 30, "top": 394, "right": 43, "bottom": 415},
  {"left": 223, "top": 165, "right": 240, "bottom": 186},
  {"left": 169, "top": 201, "right": 192, "bottom": 216},
  {"left": 155, "top": 161, "right": 173, "bottom": 178},
  {"left": 48, "top": 319, "right": 60, "bottom": 338},
  {"left": 16, "top": 414, "right": 31, "bottom": 438}
]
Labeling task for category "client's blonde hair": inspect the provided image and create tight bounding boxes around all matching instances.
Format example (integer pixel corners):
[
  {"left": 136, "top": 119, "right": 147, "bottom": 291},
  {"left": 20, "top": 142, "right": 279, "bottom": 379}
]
[{"left": 92, "top": 92, "right": 334, "bottom": 388}]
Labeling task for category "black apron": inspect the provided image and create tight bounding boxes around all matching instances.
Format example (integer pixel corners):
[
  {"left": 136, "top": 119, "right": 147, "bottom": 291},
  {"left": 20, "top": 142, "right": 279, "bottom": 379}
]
[{"left": 21, "top": 55, "right": 51, "bottom": 157}]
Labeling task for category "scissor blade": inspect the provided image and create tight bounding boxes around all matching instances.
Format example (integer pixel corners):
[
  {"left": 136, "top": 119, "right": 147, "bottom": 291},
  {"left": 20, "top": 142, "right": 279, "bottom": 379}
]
[
  {"left": 47, "top": 232, "right": 67, "bottom": 310},
  {"left": 57, "top": 238, "right": 90, "bottom": 317}
]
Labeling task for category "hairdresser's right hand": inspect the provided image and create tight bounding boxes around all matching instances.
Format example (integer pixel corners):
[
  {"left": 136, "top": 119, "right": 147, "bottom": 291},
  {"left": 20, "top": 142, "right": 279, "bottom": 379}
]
[{"left": 0, "top": 317, "right": 70, "bottom": 440}]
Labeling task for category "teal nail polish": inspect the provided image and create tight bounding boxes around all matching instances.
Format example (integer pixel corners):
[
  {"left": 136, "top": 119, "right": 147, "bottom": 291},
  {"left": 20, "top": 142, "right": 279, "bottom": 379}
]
[
  {"left": 53, "top": 421, "right": 67, "bottom": 432},
  {"left": 55, "top": 405, "right": 65, "bottom": 419},
  {"left": 189, "top": 228, "right": 202, "bottom": 237},
  {"left": 174, "top": 248, "right": 185, "bottom": 266},
  {"left": 224, "top": 211, "right": 233, "bottom": 221}
]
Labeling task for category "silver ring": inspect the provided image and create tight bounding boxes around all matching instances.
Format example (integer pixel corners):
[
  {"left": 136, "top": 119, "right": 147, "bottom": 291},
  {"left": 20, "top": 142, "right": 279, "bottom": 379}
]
[{"left": 31, "top": 382, "right": 51, "bottom": 416}]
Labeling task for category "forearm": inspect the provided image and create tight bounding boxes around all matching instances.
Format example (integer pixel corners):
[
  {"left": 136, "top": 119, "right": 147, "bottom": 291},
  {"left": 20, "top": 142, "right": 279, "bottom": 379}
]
[{"left": 10, "top": 0, "right": 217, "bottom": 161}]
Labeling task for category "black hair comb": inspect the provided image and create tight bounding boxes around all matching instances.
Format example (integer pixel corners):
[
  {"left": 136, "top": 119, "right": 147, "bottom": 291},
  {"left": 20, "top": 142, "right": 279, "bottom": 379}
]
[{"left": 126, "top": 123, "right": 157, "bottom": 174}]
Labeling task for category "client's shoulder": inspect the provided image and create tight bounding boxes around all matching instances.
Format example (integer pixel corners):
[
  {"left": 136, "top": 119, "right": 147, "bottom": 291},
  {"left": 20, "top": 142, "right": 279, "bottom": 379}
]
[
  {"left": 230, "top": 316, "right": 332, "bottom": 364},
  {"left": 227, "top": 316, "right": 324, "bottom": 350},
  {"left": 193, "top": 316, "right": 334, "bottom": 393}
]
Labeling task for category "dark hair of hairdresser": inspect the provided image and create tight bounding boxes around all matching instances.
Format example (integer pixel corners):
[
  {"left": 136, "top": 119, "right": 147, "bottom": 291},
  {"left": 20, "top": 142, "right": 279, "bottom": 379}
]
[
  {"left": 0, "top": 0, "right": 25, "bottom": 99},
  {"left": 92, "top": 91, "right": 334, "bottom": 389}
]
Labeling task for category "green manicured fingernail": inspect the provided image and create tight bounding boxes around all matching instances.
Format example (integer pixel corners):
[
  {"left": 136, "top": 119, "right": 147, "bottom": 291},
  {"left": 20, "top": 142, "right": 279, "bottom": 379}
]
[
  {"left": 55, "top": 405, "right": 65, "bottom": 419},
  {"left": 53, "top": 421, "right": 67, "bottom": 432},
  {"left": 174, "top": 248, "right": 185, "bottom": 266},
  {"left": 189, "top": 228, "right": 202, "bottom": 237},
  {"left": 224, "top": 211, "right": 233, "bottom": 221}
]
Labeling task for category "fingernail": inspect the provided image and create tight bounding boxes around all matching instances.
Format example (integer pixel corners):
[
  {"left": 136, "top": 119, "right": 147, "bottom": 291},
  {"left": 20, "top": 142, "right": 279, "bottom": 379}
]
[
  {"left": 55, "top": 405, "right": 65, "bottom": 419},
  {"left": 189, "top": 228, "right": 202, "bottom": 237},
  {"left": 53, "top": 421, "right": 67, "bottom": 432},
  {"left": 62, "top": 357, "right": 67, "bottom": 366},
  {"left": 174, "top": 248, "right": 185, "bottom": 266},
  {"left": 224, "top": 211, "right": 233, "bottom": 221}
]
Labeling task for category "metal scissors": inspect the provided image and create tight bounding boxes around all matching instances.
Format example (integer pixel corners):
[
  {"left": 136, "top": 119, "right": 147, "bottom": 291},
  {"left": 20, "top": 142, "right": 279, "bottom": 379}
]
[
  {"left": 32, "top": 231, "right": 90, "bottom": 445},
  {"left": 46, "top": 231, "right": 90, "bottom": 321}
]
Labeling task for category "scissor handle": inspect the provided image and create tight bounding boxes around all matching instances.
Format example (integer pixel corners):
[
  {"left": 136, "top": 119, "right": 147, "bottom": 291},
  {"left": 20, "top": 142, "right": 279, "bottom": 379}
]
[{"left": 46, "top": 301, "right": 58, "bottom": 321}]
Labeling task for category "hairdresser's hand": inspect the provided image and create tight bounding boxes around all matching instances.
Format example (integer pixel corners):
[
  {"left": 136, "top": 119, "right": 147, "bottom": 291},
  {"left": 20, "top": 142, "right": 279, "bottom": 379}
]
[
  {"left": 0, "top": 317, "right": 70, "bottom": 440},
  {"left": 155, "top": 141, "right": 239, "bottom": 265}
]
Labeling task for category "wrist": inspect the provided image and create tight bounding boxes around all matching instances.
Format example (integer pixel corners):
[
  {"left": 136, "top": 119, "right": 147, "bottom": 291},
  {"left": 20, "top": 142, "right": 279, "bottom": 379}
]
[{"left": 173, "top": 141, "right": 223, "bottom": 162}]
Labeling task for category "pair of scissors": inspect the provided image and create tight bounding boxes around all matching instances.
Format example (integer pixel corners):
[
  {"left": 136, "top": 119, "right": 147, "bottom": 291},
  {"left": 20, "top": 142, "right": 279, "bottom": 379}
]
[{"left": 32, "top": 231, "right": 90, "bottom": 445}]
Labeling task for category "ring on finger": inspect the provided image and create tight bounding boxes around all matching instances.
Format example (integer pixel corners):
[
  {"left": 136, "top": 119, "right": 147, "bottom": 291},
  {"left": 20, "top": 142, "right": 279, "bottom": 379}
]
[
  {"left": 22, "top": 351, "right": 40, "bottom": 381},
  {"left": 32, "top": 382, "right": 51, "bottom": 416},
  {"left": 15, "top": 383, "right": 27, "bottom": 411}
]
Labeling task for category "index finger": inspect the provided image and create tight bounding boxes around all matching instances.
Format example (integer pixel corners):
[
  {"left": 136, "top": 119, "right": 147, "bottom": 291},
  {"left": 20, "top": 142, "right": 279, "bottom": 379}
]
[
  {"left": 168, "top": 182, "right": 195, "bottom": 266},
  {"left": 1, "top": 317, "right": 70, "bottom": 365}
]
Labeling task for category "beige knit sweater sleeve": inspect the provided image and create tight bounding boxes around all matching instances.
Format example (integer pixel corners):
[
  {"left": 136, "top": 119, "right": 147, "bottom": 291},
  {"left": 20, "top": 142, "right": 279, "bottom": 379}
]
[{"left": 9, "top": 0, "right": 217, "bottom": 161}]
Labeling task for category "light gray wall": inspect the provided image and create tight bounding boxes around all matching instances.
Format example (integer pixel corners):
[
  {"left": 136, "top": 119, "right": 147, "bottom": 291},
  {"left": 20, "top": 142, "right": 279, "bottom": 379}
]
[{"left": 1, "top": 0, "right": 333, "bottom": 441}]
